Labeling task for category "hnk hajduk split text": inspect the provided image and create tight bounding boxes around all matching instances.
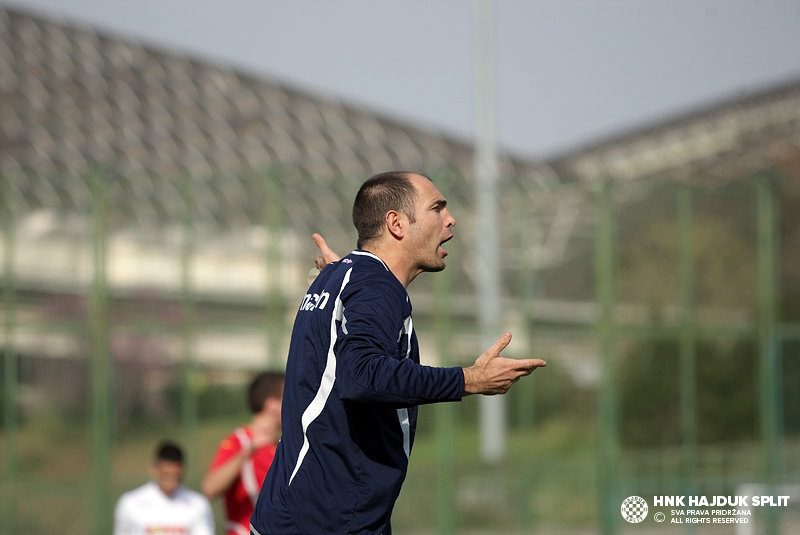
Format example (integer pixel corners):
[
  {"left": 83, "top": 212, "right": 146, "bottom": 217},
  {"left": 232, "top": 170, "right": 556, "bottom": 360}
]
[{"left": 653, "top": 495, "right": 790, "bottom": 507}]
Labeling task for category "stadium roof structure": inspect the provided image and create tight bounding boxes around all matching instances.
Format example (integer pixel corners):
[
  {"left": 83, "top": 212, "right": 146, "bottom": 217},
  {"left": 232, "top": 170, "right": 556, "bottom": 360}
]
[
  {"left": 0, "top": 6, "right": 560, "bottom": 303},
  {"left": 2, "top": 5, "right": 800, "bottom": 312},
  {"left": 551, "top": 78, "right": 800, "bottom": 184}
]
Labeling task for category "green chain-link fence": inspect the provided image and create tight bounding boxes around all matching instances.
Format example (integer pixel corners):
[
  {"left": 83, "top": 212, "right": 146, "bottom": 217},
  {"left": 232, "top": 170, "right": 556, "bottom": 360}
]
[{"left": 2, "top": 166, "right": 799, "bottom": 535}]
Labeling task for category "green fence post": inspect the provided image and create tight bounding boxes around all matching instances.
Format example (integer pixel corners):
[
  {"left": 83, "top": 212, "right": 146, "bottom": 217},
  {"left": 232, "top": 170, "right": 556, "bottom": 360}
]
[
  {"left": 595, "top": 180, "right": 618, "bottom": 535},
  {"left": 264, "top": 170, "right": 285, "bottom": 369},
  {"left": 434, "top": 176, "right": 456, "bottom": 535},
  {"left": 516, "top": 185, "right": 536, "bottom": 433},
  {"left": 756, "top": 176, "right": 781, "bottom": 535},
  {"left": 677, "top": 185, "right": 697, "bottom": 535},
  {"left": 2, "top": 171, "right": 19, "bottom": 535},
  {"left": 515, "top": 184, "right": 537, "bottom": 530},
  {"left": 180, "top": 173, "right": 198, "bottom": 472},
  {"left": 181, "top": 172, "right": 198, "bottom": 478},
  {"left": 90, "top": 166, "right": 112, "bottom": 535}
]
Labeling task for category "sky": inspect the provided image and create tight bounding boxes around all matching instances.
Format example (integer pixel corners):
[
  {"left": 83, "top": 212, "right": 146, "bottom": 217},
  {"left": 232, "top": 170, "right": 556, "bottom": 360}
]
[{"left": 5, "top": 0, "right": 800, "bottom": 159}]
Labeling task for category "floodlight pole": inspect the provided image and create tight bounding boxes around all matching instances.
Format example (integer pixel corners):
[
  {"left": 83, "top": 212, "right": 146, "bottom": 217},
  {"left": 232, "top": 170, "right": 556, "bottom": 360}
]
[{"left": 474, "top": 0, "right": 505, "bottom": 463}]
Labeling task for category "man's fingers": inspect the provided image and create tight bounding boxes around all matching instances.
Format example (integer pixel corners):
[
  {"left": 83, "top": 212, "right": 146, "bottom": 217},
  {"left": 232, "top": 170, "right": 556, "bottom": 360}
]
[
  {"left": 311, "top": 233, "right": 341, "bottom": 271},
  {"left": 312, "top": 233, "right": 329, "bottom": 253},
  {"left": 312, "top": 233, "right": 338, "bottom": 259},
  {"left": 509, "top": 359, "right": 547, "bottom": 377},
  {"left": 515, "top": 358, "right": 547, "bottom": 370}
]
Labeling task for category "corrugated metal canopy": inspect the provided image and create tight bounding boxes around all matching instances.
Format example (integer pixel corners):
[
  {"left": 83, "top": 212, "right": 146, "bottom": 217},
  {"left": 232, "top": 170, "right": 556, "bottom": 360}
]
[{"left": 2, "top": 6, "right": 800, "bottom": 305}]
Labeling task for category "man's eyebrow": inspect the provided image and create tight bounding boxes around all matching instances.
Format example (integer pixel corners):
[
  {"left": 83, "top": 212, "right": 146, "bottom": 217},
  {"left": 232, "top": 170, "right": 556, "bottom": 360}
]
[{"left": 431, "top": 199, "right": 448, "bottom": 209}]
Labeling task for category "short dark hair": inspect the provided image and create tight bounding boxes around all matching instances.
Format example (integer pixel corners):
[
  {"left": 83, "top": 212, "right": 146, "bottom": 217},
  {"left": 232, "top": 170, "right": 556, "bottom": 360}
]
[
  {"left": 155, "top": 441, "right": 184, "bottom": 464},
  {"left": 352, "top": 171, "right": 421, "bottom": 249},
  {"left": 247, "top": 371, "right": 285, "bottom": 414}
]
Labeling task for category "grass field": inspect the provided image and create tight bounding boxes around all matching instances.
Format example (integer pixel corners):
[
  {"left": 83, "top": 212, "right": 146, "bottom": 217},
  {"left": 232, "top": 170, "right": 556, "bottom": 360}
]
[{"left": 2, "top": 408, "right": 799, "bottom": 535}]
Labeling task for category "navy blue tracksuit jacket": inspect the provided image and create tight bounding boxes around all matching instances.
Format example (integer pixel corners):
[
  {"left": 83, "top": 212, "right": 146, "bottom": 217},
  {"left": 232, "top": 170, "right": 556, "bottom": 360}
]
[{"left": 250, "top": 250, "right": 465, "bottom": 535}]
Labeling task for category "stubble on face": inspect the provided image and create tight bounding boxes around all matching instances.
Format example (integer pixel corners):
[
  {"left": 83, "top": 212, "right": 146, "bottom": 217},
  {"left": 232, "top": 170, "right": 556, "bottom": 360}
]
[{"left": 405, "top": 174, "right": 455, "bottom": 274}]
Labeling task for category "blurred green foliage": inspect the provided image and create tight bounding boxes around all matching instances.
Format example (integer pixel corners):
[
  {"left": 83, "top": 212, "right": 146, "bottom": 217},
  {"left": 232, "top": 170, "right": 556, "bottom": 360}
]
[{"left": 620, "top": 339, "right": 759, "bottom": 447}]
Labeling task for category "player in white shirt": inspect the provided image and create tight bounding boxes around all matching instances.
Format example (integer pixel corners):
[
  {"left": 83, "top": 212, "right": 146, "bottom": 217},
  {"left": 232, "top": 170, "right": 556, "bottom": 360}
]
[{"left": 114, "top": 441, "right": 214, "bottom": 535}]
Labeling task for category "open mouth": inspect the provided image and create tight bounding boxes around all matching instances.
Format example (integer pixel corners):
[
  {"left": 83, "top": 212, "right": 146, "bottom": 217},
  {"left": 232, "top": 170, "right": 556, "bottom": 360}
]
[{"left": 439, "top": 234, "right": 453, "bottom": 256}]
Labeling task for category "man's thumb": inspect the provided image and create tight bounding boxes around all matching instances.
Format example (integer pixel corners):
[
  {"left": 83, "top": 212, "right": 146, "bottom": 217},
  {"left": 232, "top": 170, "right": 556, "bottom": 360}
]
[{"left": 490, "top": 331, "right": 512, "bottom": 355}]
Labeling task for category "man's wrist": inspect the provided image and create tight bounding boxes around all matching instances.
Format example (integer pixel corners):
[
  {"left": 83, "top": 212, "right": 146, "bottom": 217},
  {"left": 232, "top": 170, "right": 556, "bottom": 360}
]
[{"left": 462, "top": 367, "right": 476, "bottom": 396}]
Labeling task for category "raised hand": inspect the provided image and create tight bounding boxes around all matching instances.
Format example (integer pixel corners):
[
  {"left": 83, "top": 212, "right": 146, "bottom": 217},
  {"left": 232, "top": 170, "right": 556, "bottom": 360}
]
[
  {"left": 462, "top": 331, "right": 546, "bottom": 395},
  {"left": 312, "top": 233, "right": 341, "bottom": 271}
]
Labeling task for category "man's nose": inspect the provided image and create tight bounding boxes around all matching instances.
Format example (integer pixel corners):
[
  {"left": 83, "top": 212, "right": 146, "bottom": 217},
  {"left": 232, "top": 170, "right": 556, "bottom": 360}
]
[{"left": 444, "top": 209, "right": 456, "bottom": 228}]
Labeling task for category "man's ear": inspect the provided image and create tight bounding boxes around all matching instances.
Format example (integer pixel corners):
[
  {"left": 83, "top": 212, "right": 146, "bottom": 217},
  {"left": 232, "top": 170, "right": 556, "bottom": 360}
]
[{"left": 385, "top": 210, "right": 405, "bottom": 240}]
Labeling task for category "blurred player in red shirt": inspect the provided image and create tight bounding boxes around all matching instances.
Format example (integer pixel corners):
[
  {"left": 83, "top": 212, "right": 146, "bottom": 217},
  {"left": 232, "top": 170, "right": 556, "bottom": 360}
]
[{"left": 202, "top": 371, "right": 283, "bottom": 535}]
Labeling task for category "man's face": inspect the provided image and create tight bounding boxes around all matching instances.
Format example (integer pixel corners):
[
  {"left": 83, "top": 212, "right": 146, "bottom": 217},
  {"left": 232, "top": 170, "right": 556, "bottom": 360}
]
[
  {"left": 405, "top": 174, "right": 456, "bottom": 273},
  {"left": 152, "top": 460, "right": 183, "bottom": 497}
]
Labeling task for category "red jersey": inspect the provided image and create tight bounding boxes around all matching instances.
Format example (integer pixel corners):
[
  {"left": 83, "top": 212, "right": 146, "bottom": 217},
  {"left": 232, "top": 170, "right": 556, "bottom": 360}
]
[{"left": 209, "top": 427, "right": 277, "bottom": 535}]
